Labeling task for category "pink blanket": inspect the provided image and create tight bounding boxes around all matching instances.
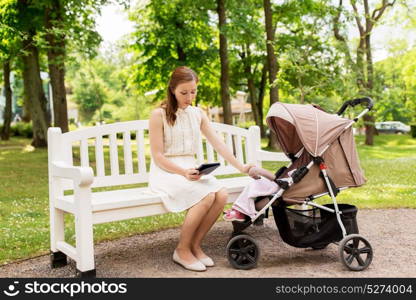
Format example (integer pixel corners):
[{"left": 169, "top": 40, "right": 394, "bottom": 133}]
[{"left": 232, "top": 177, "right": 279, "bottom": 218}]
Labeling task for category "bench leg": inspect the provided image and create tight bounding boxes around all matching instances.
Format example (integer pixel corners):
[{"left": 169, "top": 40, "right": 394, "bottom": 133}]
[
  {"left": 50, "top": 251, "right": 67, "bottom": 268},
  {"left": 76, "top": 269, "right": 96, "bottom": 278},
  {"left": 50, "top": 207, "right": 66, "bottom": 268},
  {"left": 74, "top": 202, "right": 95, "bottom": 276}
]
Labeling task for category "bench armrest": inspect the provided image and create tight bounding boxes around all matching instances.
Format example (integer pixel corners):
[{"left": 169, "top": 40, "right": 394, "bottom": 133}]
[
  {"left": 257, "top": 149, "right": 290, "bottom": 162},
  {"left": 51, "top": 161, "right": 94, "bottom": 187}
]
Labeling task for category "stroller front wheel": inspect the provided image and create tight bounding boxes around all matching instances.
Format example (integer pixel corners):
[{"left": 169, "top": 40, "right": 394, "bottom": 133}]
[
  {"left": 226, "top": 234, "right": 260, "bottom": 270},
  {"left": 339, "top": 234, "right": 373, "bottom": 271}
]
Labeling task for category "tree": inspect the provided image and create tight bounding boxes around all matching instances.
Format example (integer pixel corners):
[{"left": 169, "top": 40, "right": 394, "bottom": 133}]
[
  {"left": 8, "top": 0, "right": 51, "bottom": 147},
  {"left": 275, "top": 1, "right": 342, "bottom": 107},
  {"left": 66, "top": 50, "right": 143, "bottom": 124},
  {"left": 0, "top": 9, "right": 20, "bottom": 140},
  {"left": 44, "top": 0, "right": 69, "bottom": 132},
  {"left": 217, "top": 0, "right": 232, "bottom": 125},
  {"left": 227, "top": 0, "right": 267, "bottom": 136},
  {"left": 1, "top": 0, "right": 109, "bottom": 145},
  {"left": 21, "top": 31, "right": 50, "bottom": 147},
  {"left": 42, "top": 0, "right": 109, "bottom": 132},
  {"left": 72, "top": 66, "right": 107, "bottom": 123},
  {"left": 375, "top": 47, "right": 416, "bottom": 123},
  {"left": 333, "top": 0, "right": 397, "bottom": 145},
  {"left": 263, "top": 0, "right": 279, "bottom": 105},
  {"left": 263, "top": 0, "right": 279, "bottom": 148},
  {"left": 130, "top": 0, "right": 219, "bottom": 107}
]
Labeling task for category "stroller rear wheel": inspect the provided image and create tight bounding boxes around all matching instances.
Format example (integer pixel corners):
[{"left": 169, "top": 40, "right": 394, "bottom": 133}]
[
  {"left": 339, "top": 234, "right": 373, "bottom": 271},
  {"left": 226, "top": 234, "right": 259, "bottom": 270}
]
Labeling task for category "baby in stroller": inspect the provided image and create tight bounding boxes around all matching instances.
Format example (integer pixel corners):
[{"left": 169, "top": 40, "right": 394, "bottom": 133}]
[{"left": 224, "top": 166, "right": 297, "bottom": 222}]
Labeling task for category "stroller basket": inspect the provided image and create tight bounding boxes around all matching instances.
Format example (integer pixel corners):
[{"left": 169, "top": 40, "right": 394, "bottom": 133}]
[{"left": 272, "top": 203, "right": 359, "bottom": 248}]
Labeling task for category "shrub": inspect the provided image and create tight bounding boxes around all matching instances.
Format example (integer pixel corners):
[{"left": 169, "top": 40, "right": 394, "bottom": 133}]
[{"left": 11, "top": 122, "right": 33, "bottom": 138}]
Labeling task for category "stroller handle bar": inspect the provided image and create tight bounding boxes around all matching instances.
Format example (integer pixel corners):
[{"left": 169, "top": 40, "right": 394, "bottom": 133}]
[{"left": 337, "top": 97, "right": 374, "bottom": 116}]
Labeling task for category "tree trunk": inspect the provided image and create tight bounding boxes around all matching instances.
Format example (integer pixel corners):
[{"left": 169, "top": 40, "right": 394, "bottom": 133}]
[
  {"left": 334, "top": 0, "right": 396, "bottom": 146},
  {"left": 175, "top": 21, "right": 187, "bottom": 64},
  {"left": 1, "top": 60, "right": 13, "bottom": 140},
  {"left": 246, "top": 67, "right": 261, "bottom": 128},
  {"left": 263, "top": 0, "right": 279, "bottom": 105},
  {"left": 258, "top": 62, "right": 267, "bottom": 137},
  {"left": 263, "top": 0, "right": 279, "bottom": 148},
  {"left": 176, "top": 44, "right": 187, "bottom": 63},
  {"left": 363, "top": 114, "right": 374, "bottom": 145},
  {"left": 22, "top": 91, "right": 32, "bottom": 123},
  {"left": 45, "top": 3, "right": 69, "bottom": 133},
  {"left": 356, "top": 37, "right": 366, "bottom": 91},
  {"left": 22, "top": 36, "right": 50, "bottom": 147},
  {"left": 243, "top": 45, "right": 263, "bottom": 134},
  {"left": 365, "top": 35, "right": 374, "bottom": 90},
  {"left": 364, "top": 32, "right": 375, "bottom": 145},
  {"left": 217, "top": 0, "right": 232, "bottom": 125}
]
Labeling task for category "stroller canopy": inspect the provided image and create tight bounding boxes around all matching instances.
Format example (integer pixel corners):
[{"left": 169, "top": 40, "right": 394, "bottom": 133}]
[
  {"left": 266, "top": 102, "right": 353, "bottom": 157},
  {"left": 266, "top": 102, "right": 366, "bottom": 201}
]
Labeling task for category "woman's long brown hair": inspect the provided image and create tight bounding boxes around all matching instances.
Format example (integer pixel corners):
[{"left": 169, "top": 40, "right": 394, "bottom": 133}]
[{"left": 161, "top": 66, "right": 199, "bottom": 126}]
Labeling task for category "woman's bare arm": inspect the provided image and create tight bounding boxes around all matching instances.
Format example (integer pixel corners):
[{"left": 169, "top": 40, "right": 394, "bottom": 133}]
[
  {"left": 199, "top": 109, "right": 251, "bottom": 173},
  {"left": 248, "top": 166, "right": 276, "bottom": 180},
  {"left": 149, "top": 108, "right": 187, "bottom": 176}
]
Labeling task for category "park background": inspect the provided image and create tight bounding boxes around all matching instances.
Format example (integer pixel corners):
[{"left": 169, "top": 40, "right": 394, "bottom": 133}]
[{"left": 0, "top": 0, "right": 415, "bottom": 266}]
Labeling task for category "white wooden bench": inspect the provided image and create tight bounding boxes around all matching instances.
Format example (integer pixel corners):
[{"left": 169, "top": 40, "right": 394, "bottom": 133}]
[{"left": 47, "top": 121, "right": 288, "bottom": 277}]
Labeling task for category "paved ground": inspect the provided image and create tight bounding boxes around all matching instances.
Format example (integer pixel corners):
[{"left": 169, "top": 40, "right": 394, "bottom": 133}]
[{"left": 0, "top": 209, "right": 415, "bottom": 278}]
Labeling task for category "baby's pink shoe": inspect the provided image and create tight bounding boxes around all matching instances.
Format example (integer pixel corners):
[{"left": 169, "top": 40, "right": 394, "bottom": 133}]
[{"left": 223, "top": 209, "right": 246, "bottom": 222}]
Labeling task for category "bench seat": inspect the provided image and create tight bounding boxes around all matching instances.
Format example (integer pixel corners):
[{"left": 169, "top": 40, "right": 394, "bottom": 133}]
[{"left": 57, "top": 176, "right": 253, "bottom": 224}]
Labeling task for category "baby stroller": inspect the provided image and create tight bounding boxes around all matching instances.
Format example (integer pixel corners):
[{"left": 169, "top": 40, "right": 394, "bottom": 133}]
[{"left": 226, "top": 98, "right": 374, "bottom": 271}]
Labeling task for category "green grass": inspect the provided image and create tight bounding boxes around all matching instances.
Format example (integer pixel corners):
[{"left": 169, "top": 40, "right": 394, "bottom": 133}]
[{"left": 0, "top": 134, "right": 415, "bottom": 265}]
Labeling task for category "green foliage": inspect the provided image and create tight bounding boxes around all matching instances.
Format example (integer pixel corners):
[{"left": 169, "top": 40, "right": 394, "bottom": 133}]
[
  {"left": 1, "top": 0, "right": 414, "bottom": 133},
  {"left": 275, "top": 0, "right": 343, "bottom": 106},
  {"left": 12, "top": 122, "right": 33, "bottom": 138},
  {"left": 0, "top": 122, "right": 33, "bottom": 138},
  {"left": 227, "top": 0, "right": 265, "bottom": 96},
  {"left": 66, "top": 51, "right": 153, "bottom": 124},
  {"left": 374, "top": 47, "right": 416, "bottom": 123},
  {"left": 129, "top": 0, "right": 220, "bottom": 105},
  {"left": 71, "top": 69, "right": 107, "bottom": 122}
]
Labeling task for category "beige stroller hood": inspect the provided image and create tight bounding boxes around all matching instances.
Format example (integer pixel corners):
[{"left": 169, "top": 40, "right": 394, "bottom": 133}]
[{"left": 266, "top": 102, "right": 366, "bottom": 202}]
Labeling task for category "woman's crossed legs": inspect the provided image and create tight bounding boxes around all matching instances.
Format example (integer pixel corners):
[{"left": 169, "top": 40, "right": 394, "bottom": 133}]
[{"left": 175, "top": 188, "right": 228, "bottom": 265}]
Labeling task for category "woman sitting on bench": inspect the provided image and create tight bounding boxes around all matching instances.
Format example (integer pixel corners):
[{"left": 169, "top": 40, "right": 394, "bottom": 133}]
[{"left": 148, "top": 66, "right": 253, "bottom": 272}]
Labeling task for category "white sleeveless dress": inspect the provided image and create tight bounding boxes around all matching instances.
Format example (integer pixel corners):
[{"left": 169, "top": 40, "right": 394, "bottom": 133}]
[{"left": 148, "top": 106, "right": 224, "bottom": 212}]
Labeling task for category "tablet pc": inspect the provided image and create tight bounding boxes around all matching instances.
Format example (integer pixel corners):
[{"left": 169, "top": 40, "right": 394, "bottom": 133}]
[{"left": 197, "top": 163, "right": 220, "bottom": 175}]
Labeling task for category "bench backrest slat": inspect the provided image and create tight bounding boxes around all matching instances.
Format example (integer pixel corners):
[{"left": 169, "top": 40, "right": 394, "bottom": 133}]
[
  {"left": 95, "top": 136, "right": 105, "bottom": 177},
  {"left": 80, "top": 139, "right": 89, "bottom": 167},
  {"left": 50, "top": 120, "right": 260, "bottom": 191},
  {"left": 225, "top": 133, "right": 233, "bottom": 166},
  {"left": 109, "top": 133, "right": 119, "bottom": 176},
  {"left": 206, "top": 140, "right": 215, "bottom": 163},
  {"left": 235, "top": 135, "right": 243, "bottom": 164},
  {"left": 123, "top": 132, "right": 133, "bottom": 175},
  {"left": 136, "top": 129, "right": 147, "bottom": 175}
]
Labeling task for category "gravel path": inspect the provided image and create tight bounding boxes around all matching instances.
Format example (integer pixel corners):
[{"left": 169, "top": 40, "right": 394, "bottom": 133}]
[{"left": 1, "top": 209, "right": 415, "bottom": 278}]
